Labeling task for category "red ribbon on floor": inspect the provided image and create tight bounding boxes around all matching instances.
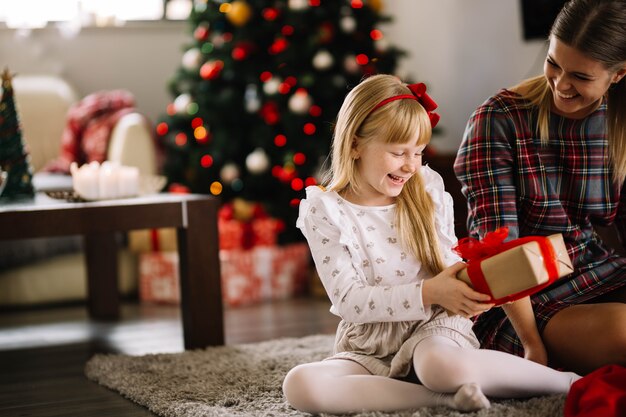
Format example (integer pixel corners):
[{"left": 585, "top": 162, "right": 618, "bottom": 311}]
[{"left": 453, "top": 227, "right": 560, "bottom": 304}]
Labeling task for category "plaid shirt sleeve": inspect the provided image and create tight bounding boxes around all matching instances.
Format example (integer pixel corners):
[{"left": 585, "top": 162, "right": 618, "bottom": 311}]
[{"left": 454, "top": 101, "right": 521, "bottom": 241}]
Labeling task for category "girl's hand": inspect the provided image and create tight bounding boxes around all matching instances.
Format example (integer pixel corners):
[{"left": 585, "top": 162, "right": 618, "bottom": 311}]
[{"left": 422, "top": 262, "right": 494, "bottom": 318}]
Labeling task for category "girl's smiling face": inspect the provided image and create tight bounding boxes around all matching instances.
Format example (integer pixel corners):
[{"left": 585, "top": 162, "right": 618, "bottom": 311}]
[
  {"left": 348, "top": 128, "right": 425, "bottom": 206},
  {"left": 544, "top": 37, "right": 625, "bottom": 119}
]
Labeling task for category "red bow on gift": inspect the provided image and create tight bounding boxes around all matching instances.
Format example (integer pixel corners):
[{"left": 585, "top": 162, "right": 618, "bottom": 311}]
[{"left": 453, "top": 227, "right": 560, "bottom": 305}]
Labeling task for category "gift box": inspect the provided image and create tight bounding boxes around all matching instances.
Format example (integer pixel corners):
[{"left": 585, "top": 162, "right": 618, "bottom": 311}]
[
  {"left": 139, "top": 251, "right": 180, "bottom": 304},
  {"left": 220, "top": 243, "right": 310, "bottom": 306},
  {"left": 454, "top": 228, "right": 574, "bottom": 305},
  {"left": 218, "top": 201, "right": 284, "bottom": 250},
  {"left": 218, "top": 218, "right": 246, "bottom": 250},
  {"left": 138, "top": 242, "right": 311, "bottom": 307},
  {"left": 129, "top": 228, "right": 177, "bottom": 253}
]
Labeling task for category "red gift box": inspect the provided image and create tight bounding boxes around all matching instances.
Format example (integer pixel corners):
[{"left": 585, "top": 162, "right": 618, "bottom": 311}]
[
  {"left": 138, "top": 252, "right": 180, "bottom": 304},
  {"left": 218, "top": 218, "right": 246, "bottom": 250},
  {"left": 251, "top": 217, "right": 284, "bottom": 247},
  {"left": 220, "top": 243, "right": 310, "bottom": 306},
  {"left": 138, "top": 243, "right": 311, "bottom": 307},
  {"left": 271, "top": 242, "right": 310, "bottom": 298},
  {"left": 219, "top": 248, "right": 263, "bottom": 306}
]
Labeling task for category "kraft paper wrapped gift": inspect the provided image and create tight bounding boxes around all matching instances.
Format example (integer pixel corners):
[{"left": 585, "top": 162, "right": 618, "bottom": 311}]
[{"left": 455, "top": 228, "right": 574, "bottom": 304}]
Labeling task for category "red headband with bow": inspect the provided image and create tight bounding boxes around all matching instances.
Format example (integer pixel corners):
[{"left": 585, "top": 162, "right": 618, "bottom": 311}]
[{"left": 368, "top": 82, "right": 440, "bottom": 128}]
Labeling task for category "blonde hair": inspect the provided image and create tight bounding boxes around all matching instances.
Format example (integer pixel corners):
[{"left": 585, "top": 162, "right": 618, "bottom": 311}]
[
  {"left": 517, "top": 0, "right": 626, "bottom": 185},
  {"left": 323, "top": 74, "right": 445, "bottom": 275}
]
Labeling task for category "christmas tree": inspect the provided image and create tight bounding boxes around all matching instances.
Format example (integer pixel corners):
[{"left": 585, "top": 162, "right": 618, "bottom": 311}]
[
  {"left": 0, "top": 68, "right": 35, "bottom": 201},
  {"left": 157, "top": 0, "right": 404, "bottom": 243}
]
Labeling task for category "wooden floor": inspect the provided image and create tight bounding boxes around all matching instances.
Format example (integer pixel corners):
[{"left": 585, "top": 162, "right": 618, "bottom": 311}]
[{"left": 0, "top": 297, "right": 340, "bottom": 417}]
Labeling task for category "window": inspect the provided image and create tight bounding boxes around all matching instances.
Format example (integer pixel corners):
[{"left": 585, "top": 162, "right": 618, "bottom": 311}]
[{"left": 0, "top": 0, "right": 191, "bottom": 29}]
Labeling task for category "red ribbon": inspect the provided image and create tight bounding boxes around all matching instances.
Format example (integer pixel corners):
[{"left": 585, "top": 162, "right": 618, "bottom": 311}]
[
  {"left": 368, "top": 82, "right": 441, "bottom": 128},
  {"left": 149, "top": 229, "right": 161, "bottom": 252},
  {"left": 453, "top": 227, "right": 560, "bottom": 305}
]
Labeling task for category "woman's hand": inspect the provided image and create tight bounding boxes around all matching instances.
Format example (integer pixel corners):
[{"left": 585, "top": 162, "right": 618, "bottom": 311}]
[
  {"left": 422, "top": 262, "right": 494, "bottom": 318},
  {"left": 522, "top": 338, "right": 549, "bottom": 366}
]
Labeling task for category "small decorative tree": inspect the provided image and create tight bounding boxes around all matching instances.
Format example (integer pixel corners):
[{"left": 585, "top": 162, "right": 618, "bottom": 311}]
[
  {"left": 0, "top": 68, "right": 35, "bottom": 200},
  {"left": 157, "top": 0, "right": 404, "bottom": 242}
]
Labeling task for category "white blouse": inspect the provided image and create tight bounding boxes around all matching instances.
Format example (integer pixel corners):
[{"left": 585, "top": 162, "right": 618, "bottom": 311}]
[{"left": 297, "top": 165, "right": 460, "bottom": 324}]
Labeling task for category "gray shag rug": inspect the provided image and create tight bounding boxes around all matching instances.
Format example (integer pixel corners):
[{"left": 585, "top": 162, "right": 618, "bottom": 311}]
[{"left": 85, "top": 334, "right": 565, "bottom": 417}]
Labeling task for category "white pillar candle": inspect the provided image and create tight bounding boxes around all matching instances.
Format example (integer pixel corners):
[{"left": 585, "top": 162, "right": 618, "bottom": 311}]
[
  {"left": 99, "top": 161, "right": 119, "bottom": 199},
  {"left": 72, "top": 161, "right": 100, "bottom": 200},
  {"left": 118, "top": 166, "right": 139, "bottom": 197}
]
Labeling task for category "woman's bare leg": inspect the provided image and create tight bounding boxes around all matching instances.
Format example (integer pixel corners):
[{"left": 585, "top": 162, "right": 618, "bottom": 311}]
[
  {"left": 282, "top": 359, "right": 490, "bottom": 414},
  {"left": 412, "top": 336, "right": 579, "bottom": 398},
  {"left": 542, "top": 302, "right": 626, "bottom": 374}
]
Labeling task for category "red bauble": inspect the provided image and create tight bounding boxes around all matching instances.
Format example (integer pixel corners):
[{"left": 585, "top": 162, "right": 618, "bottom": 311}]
[
  {"left": 259, "top": 101, "right": 280, "bottom": 125},
  {"left": 200, "top": 60, "right": 224, "bottom": 80},
  {"left": 268, "top": 37, "right": 288, "bottom": 55},
  {"left": 194, "top": 25, "right": 209, "bottom": 41}
]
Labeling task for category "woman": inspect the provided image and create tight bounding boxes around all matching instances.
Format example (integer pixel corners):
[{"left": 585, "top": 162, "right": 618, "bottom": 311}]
[{"left": 454, "top": 0, "right": 626, "bottom": 375}]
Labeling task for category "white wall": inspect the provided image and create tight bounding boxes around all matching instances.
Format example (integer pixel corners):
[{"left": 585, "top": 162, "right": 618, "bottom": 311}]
[
  {"left": 0, "top": 23, "right": 188, "bottom": 124},
  {"left": 384, "top": 0, "right": 548, "bottom": 152},
  {"left": 0, "top": 0, "right": 549, "bottom": 153}
]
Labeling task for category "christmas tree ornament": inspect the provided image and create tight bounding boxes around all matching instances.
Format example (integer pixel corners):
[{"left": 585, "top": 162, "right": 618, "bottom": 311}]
[
  {"left": 209, "top": 181, "right": 223, "bottom": 195},
  {"left": 194, "top": 1, "right": 208, "bottom": 13},
  {"left": 231, "top": 42, "right": 252, "bottom": 61},
  {"left": 244, "top": 84, "right": 261, "bottom": 113},
  {"left": 226, "top": 1, "right": 253, "bottom": 27},
  {"left": 343, "top": 55, "right": 360, "bottom": 73},
  {"left": 220, "top": 162, "right": 240, "bottom": 184},
  {"left": 268, "top": 37, "right": 288, "bottom": 55},
  {"left": 194, "top": 23, "right": 210, "bottom": 41},
  {"left": 245, "top": 148, "right": 270, "bottom": 174},
  {"left": 200, "top": 59, "right": 224, "bottom": 80},
  {"left": 288, "top": 0, "right": 308, "bottom": 11},
  {"left": 262, "top": 76, "right": 281, "bottom": 95},
  {"left": 173, "top": 93, "right": 193, "bottom": 114},
  {"left": 356, "top": 53, "right": 369, "bottom": 65},
  {"left": 340, "top": 16, "right": 356, "bottom": 33},
  {"left": 259, "top": 101, "right": 280, "bottom": 125},
  {"left": 368, "top": 0, "right": 384, "bottom": 13},
  {"left": 200, "top": 154, "right": 213, "bottom": 167},
  {"left": 312, "top": 50, "right": 334, "bottom": 70},
  {"left": 370, "top": 28, "right": 383, "bottom": 40},
  {"left": 375, "top": 37, "right": 389, "bottom": 52},
  {"left": 262, "top": 7, "right": 279, "bottom": 21},
  {"left": 210, "top": 34, "right": 225, "bottom": 49},
  {"left": 288, "top": 88, "right": 312, "bottom": 114},
  {"left": 0, "top": 68, "right": 35, "bottom": 200},
  {"left": 182, "top": 48, "right": 203, "bottom": 70},
  {"left": 350, "top": 0, "right": 364, "bottom": 9}
]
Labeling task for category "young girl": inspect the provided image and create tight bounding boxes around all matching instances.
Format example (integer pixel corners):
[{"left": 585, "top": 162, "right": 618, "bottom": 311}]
[{"left": 282, "top": 74, "right": 580, "bottom": 414}]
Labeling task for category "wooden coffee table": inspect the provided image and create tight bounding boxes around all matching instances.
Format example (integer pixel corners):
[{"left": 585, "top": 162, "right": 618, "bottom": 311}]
[{"left": 0, "top": 192, "right": 224, "bottom": 349}]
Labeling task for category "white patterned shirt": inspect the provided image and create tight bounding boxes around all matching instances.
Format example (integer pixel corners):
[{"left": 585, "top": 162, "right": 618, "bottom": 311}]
[{"left": 297, "top": 165, "right": 461, "bottom": 324}]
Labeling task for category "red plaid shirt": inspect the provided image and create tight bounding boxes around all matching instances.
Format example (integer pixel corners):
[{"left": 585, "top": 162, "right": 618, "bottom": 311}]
[{"left": 454, "top": 89, "right": 626, "bottom": 356}]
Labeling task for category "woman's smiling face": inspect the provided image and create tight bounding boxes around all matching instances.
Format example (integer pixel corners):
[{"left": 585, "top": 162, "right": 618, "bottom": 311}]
[
  {"left": 349, "top": 128, "right": 425, "bottom": 207},
  {"left": 544, "top": 37, "right": 625, "bottom": 119}
]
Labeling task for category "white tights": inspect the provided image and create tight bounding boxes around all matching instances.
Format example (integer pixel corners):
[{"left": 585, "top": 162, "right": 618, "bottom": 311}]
[{"left": 282, "top": 336, "right": 580, "bottom": 414}]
